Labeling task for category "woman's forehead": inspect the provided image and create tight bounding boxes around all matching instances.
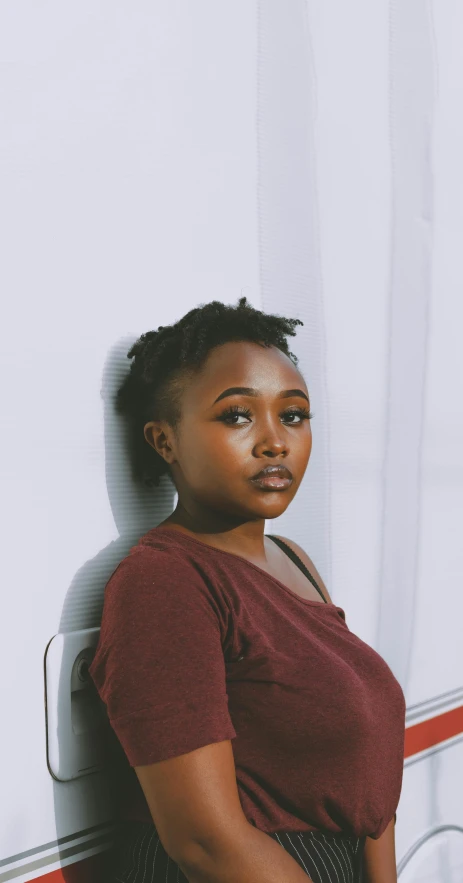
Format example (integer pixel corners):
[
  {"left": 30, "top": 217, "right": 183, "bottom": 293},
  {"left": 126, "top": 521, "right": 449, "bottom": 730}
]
[
  {"left": 195, "top": 340, "right": 305, "bottom": 387},
  {"left": 188, "top": 345, "right": 308, "bottom": 406}
]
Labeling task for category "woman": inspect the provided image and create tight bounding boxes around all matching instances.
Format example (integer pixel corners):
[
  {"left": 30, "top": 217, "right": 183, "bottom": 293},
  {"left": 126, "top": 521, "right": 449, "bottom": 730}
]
[{"left": 89, "top": 296, "right": 405, "bottom": 882}]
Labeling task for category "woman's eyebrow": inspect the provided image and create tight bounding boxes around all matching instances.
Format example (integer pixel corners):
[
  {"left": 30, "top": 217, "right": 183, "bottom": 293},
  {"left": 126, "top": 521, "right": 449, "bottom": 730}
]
[{"left": 212, "top": 387, "right": 309, "bottom": 405}]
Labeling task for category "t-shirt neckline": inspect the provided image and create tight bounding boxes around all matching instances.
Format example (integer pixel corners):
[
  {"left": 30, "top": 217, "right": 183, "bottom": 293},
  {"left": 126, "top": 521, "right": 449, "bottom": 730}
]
[{"left": 148, "top": 526, "right": 340, "bottom": 611}]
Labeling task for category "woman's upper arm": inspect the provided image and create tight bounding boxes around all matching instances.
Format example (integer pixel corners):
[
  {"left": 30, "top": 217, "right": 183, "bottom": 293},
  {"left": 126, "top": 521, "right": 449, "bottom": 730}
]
[
  {"left": 134, "top": 738, "right": 248, "bottom": 865},
  {"left": 88, "top": 547, "right": 242, "bottom": 864},
  {"left": 88, "top": 548, "right": 236, "bottom": 765}
]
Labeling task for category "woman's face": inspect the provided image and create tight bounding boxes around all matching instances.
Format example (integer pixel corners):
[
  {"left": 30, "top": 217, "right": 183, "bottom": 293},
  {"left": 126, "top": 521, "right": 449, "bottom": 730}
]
[{"left": 146, "top": 340, "right": 312, "bottom": 530}]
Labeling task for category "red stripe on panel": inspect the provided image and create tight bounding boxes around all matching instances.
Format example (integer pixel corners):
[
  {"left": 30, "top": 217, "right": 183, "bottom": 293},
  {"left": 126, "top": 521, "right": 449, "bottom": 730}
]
[
  {"left": 404, "top": 704, "right": 463, "bottom": 757},
  {"left": 34, "top": 850, "right": 111, "bottom": 882},
  {"left": 23, "top": 704, "right": 463, "bottom": 882}
]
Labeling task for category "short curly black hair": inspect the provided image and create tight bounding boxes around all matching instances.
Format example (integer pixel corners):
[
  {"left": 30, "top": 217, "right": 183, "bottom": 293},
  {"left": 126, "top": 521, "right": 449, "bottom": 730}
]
[{"left": 116, "top": 296, "right": 304, "bottom": 488}]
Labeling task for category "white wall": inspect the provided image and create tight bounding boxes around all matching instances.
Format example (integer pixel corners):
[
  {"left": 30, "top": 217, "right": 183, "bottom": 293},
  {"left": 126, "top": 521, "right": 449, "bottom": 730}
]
[{"left": 0, "top": 1, "right": 461, "bottom": 880}]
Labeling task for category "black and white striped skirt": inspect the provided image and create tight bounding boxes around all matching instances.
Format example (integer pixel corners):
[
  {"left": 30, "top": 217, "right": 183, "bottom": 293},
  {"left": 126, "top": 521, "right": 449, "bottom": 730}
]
[{"left": 109, "top": 820, "right": 366, "bottom": 882}]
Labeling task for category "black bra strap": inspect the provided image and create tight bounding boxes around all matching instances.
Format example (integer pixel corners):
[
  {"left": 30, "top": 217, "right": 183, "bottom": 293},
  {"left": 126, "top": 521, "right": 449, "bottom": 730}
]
[{"left": 266, "top": 535, "right": 327, "bottom": 604}]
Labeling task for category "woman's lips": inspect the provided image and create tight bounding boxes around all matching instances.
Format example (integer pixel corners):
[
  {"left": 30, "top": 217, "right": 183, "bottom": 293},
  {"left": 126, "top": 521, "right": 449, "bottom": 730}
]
[{"left": 250, "top": 476, "right": 293, "bottom": 490}]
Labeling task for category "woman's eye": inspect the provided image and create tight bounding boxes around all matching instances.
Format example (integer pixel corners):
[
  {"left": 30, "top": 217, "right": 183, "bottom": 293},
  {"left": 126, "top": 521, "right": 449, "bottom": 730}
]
[
  {"left": 281, "top": 410, "right": 313, "bottom": 424},
  {"left": 219, "top": 407, "right": 313, "bottom": 425},
  {"left": 222, "top": 411, "right": 251, "bottom": 425},
  {"left": 219, "top": 408, "right": 251, "bottom": 426}
]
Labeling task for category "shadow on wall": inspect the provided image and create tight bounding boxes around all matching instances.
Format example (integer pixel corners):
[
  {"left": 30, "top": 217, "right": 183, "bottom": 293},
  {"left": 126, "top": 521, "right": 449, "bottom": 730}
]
[{"left": 48, "top": 337, "right": 176, "bottom": 882}]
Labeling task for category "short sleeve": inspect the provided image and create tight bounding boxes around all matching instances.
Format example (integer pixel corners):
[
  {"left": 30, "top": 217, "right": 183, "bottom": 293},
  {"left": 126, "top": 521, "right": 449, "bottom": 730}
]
[{"left": 88, "top": 547, "right": 237, "bottom": 767}]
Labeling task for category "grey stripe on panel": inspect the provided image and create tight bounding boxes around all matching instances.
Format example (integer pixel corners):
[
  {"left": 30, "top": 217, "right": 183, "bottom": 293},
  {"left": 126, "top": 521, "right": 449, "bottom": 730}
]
[
  {"left": 0, "top": 823, "right": 115, "bottom": 871},
  {"left": 0, "top": 834, "right": 113, "bottom": 883}
]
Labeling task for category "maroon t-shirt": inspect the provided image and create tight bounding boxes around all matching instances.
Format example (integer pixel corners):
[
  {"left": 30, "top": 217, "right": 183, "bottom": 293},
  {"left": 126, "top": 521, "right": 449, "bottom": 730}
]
[{"left": 89, "top": 526, "right": 406, "bottom": 839}]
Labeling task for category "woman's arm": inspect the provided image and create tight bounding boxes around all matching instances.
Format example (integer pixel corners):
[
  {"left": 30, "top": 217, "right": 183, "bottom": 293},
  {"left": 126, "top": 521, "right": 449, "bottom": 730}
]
[{"left": 363, "top": 816, "right": 397, "bottom": 883}]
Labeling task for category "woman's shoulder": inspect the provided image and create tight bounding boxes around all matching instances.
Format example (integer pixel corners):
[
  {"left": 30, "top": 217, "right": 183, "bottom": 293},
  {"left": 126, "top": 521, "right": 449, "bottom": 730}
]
[{"left": 269, "top": 534, "right": 332, "bottom": 604}]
